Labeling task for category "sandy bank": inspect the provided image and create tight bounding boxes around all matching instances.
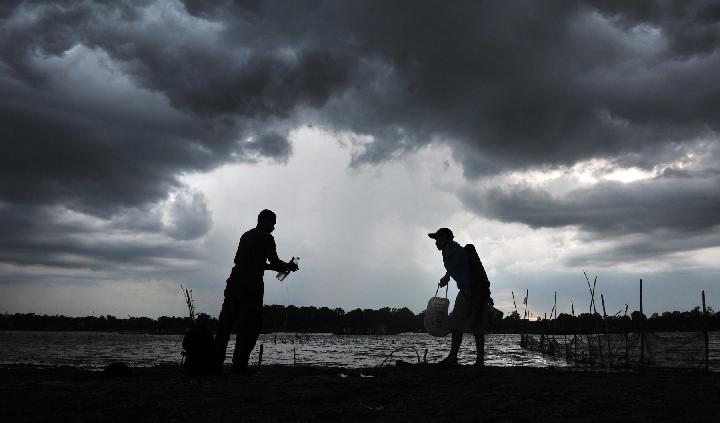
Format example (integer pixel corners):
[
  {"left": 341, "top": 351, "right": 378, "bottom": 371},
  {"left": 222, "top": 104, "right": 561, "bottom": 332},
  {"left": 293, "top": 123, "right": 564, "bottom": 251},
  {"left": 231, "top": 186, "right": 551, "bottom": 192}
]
[{"left": 1, "top": 364, "right": 718, "bottom": 422}]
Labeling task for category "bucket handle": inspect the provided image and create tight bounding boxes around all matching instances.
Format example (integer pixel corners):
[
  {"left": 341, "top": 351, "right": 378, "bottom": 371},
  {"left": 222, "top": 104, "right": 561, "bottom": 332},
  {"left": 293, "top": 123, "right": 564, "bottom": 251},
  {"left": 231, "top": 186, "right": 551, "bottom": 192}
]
[{"left": 434, "top": 283, "right": 449, "bottom": 298}]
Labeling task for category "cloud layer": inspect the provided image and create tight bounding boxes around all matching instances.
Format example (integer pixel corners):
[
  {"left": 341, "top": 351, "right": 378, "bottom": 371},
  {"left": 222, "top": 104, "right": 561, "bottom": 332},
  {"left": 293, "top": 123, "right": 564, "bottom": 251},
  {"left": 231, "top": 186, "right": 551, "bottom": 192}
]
[{"left": 1, "top": 0, "right": 719, "bottom": 283}]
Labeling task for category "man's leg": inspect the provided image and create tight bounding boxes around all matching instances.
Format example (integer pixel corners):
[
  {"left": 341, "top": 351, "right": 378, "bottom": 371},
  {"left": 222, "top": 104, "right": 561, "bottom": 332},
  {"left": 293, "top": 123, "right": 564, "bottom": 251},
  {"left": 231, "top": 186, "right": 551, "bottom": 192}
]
[
  {"left": 474, "top": 332, "right": 485, "bottom": 366},
  {"left": 474, "top": 300, "right": 489, "bottom": 366},
  {"left": 450, "top": 330, "right": 464, "bottom": 359},
  {"left": 215, "top": 291, "right": 238, "bottom": 369},
  {"left": 442, "top": 290, "right": 468, "bottom": 364},
  {"left": 232, "top": 303, "right": 263, "bottom": 371},
  {"left": 440, "top": 330, "right": 463, "bottom": 364}
]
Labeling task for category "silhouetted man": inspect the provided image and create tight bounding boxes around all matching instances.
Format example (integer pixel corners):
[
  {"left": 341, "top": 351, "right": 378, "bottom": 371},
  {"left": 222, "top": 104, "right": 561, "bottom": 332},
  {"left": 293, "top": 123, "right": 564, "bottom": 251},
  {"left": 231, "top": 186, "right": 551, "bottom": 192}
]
[
  {"left": 216, "top": 209, "right": 298, "bottom": 373},
  {"left": 428, "top": 227, "right": 489, "bottom": 366}
]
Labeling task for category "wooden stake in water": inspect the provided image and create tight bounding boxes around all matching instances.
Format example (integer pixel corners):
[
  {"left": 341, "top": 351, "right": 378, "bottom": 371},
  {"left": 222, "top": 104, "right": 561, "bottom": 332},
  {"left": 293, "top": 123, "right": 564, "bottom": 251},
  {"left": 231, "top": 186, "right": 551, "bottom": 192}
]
[
  {"left": 584, "top": 272, "right": 597, "bottom": 314},
  {"left": 523, "top": 289, "right": 529, "bottom": 339},
  {"left": 601, "top": 294, "right": 612, "bottom": 366},
  {"left": 584, "top": 272, "right": 597, "bottom": 364},
  {"left": 639, "top": 279, "right": 645, "bottom": 367},
  {"left": 293, "top": 347, "right": 297, "bottom": 366},
  {"left": 571, "top": 301, "right": 578, "bottom": 361},
  {"left": 702, "top": 290, "right": 709, "bottom": 372},
  {"left": 258, "top": 344, "right": 264, "bottom": 367},
  {"left": 550, "top": 291, "right": 557, "bottom": 341}
]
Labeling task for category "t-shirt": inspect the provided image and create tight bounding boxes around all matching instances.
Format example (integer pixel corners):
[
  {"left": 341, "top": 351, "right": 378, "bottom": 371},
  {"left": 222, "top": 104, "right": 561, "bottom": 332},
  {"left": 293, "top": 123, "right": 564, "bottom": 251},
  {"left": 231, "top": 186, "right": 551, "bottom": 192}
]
[
  {"left": 228, "top": 227, "right": 278, "bottom": 291},
  {"left": 442, "top": 240, "right": 470, "bottom": 290}
]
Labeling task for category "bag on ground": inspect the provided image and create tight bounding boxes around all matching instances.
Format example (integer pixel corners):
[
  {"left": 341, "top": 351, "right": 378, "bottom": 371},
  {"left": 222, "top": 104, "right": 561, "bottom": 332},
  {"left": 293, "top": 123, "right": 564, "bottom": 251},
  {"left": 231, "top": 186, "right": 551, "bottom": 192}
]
[
  {"left": 424, "top": 296, "right": 451, "bottom": 337},
  {"left": 182, "top": 325, "right": 216, "bottom": 373}
]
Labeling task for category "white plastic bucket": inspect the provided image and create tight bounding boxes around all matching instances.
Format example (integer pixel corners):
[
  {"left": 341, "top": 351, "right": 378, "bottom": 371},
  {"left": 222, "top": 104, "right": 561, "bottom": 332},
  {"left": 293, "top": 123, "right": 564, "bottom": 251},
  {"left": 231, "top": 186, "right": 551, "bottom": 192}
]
[{"left": 424, "top": 296, "right": 450, "bottom": 337}]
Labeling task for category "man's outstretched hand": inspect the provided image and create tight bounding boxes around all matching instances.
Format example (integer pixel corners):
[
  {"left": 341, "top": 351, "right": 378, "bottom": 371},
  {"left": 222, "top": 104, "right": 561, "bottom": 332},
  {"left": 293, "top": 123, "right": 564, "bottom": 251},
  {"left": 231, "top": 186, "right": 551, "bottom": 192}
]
[
  {"left": 287, "top": 261, "right": 299, "bottom": 272},
  {"left": 439, "top": 274, "right": 450, "bottom": 287}
]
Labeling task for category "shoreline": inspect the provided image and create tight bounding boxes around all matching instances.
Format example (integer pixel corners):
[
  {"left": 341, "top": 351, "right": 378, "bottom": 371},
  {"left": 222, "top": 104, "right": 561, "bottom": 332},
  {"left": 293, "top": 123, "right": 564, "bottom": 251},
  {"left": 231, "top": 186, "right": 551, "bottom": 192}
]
[{"left": 2, "top": 364, "right": 718, "bottom": 422}]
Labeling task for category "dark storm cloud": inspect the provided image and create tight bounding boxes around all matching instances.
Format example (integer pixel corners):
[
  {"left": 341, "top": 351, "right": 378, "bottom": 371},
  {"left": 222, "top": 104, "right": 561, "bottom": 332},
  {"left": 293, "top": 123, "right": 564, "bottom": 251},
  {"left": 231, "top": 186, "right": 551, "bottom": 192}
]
[
  {"left": 588, "top": 0, "right": 720, "bottom": 57},
  {"left": 460, "top": 164, "right": 720, "bottom": 262},
  {"left": 2, "top": 0, "right": 719, "bottom": 271},
  {"left": 184, "top": 0, "right": 720, "bottom": 176},
  {"left": 565, "top": 230, "right": 720, "bottom": 266},
  {"left": 0, "top": 190, "right": 211, "bottom": 273},
  {"left": 463, "top": 172, "right": 720, "bottom": 234},
  {"left": 245, "top": 132, "right": 293, "bottom": 161},
  {"left": 1, "top": 0, "right": 326, "bottom": 212}
]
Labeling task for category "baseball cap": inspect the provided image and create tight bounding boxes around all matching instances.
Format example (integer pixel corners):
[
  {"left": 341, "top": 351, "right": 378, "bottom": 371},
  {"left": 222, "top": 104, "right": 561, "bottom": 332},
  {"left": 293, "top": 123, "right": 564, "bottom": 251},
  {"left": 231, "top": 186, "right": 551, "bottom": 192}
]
[{"left": 428, "top": 227, "right": 453, "bottom": 240}]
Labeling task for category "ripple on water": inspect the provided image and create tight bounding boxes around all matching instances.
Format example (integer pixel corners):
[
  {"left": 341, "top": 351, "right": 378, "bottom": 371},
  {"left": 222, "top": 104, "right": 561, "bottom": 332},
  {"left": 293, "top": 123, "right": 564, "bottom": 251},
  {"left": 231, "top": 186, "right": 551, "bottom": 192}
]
[{"left": 8, "top": 331, "right": 713, "bottom": 369}]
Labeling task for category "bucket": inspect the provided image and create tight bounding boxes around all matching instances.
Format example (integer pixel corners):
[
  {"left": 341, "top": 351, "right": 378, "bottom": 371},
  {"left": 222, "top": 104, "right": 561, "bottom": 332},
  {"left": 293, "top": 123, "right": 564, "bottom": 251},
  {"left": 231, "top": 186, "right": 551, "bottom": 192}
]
[{"left": 424, "top": 285, "right": 450, "bottom": 337}]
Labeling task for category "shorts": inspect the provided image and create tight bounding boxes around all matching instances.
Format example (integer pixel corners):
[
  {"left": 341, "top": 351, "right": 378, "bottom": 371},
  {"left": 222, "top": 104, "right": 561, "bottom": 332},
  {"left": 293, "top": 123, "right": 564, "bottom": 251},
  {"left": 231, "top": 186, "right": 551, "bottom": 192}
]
[
  {"left": 448, "top": 289, "right": 489, "bottom": 334},
  {"left": 224, "top": 277, "right": 264, "bottom": 307}
]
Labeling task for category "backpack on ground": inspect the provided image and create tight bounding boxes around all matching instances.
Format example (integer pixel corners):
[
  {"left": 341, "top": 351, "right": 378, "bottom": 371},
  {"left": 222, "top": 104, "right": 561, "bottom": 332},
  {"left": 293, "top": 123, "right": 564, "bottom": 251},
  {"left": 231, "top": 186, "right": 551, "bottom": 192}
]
[
  {"left": 464, "top": 243, "right": 491, "bottom": 302},
  {"left": 181, "top": 325, "right": 216, "bottom": 374}
]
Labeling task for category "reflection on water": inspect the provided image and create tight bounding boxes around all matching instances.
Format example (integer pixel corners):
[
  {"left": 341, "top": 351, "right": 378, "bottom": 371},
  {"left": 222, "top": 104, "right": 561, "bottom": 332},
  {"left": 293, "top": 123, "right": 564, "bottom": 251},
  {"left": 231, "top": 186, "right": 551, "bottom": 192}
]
[
  {"left": 244, "top": 333, "right": 569, "bottom": 369},
  {"left": 0, "top": 331, "right": 568, "bottom": 369}
]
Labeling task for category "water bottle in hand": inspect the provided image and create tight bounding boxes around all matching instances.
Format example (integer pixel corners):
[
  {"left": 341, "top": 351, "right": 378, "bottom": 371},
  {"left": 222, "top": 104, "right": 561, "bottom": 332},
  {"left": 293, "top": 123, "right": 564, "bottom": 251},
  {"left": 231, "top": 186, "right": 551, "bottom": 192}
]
[{"left": 277, "top": 257, "right": 299, "bottom": 281}]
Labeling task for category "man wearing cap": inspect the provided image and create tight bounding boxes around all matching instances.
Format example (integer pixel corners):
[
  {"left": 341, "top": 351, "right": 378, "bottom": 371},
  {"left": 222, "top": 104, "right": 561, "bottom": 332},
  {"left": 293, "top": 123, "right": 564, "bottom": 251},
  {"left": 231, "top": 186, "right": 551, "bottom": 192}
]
[
  {"left": 428, "top": 227, "right": 489, "bottom": 366},
  {"left": 215, "top": 209, "right": 299, "bottom": 374}
]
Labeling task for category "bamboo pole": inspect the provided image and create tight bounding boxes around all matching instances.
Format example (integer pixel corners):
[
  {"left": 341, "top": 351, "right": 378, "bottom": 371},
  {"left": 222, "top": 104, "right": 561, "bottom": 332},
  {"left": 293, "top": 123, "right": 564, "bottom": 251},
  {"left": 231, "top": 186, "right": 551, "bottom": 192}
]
[
  {"left": 624, "top": 305, "right": 629, "bottom": 368},
  {"left": 601, "top": 294, "right": 613, "bottom": 366},
  {"left": 258, "top": 343, "right": 264, "bottom": 367},
  {"left": 512, "top": 290, "right": 517, "bottom": 336},
  {"left": 702, "top": 290, "right": 709, "bottom": 372},
  {"left": 572, "top": 301, "right": 577, "bottom": 361},
  {"left": 593, "top": 277, "right": 603, "bottom": 365},
  {"left": 584, "top": 272, "right": 597, "bottom": 314},
  {"left": 549, "top": 291, "right": 557, "bottom": 348},
  {"left": 524, "top": 289, "right": 529, "bottom": 340},
  {"left": 584, "top": 272, "right": 604, "bottom": 365},
  {"left": 639, "top": 279, "right": 644, "bottom": 367},
  {"left": 550, "top": 291, "right": 557, "bottom": 339}
]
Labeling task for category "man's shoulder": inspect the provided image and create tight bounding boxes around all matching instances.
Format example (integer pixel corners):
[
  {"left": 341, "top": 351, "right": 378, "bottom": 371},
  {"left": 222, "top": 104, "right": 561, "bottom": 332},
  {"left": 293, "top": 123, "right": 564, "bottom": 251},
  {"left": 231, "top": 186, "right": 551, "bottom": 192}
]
[
  {"left": 443, "top": 240, "right": 463, "bottom": 253},
  {"left": 242, "top": 227, "right": 274, "bottom": 242},
  {"left": 240, "top": 228, "right": 256, "bottom": 240}
]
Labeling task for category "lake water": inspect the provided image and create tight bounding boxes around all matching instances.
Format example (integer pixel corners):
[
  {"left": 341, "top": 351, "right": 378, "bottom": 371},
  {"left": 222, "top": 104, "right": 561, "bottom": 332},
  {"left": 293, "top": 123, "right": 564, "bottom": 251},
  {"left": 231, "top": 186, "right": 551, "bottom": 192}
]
[
  {"left": 3, "top": 331, "right": 716, "bottom": 370},
  {"left": 0, "top": 331, "right": 566, "bottom": 369}
]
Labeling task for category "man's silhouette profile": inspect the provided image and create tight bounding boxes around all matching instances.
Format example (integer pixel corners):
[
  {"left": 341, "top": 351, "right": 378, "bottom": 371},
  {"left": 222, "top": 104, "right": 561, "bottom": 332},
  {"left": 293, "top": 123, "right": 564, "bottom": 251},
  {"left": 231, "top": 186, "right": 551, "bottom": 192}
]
[
  {"left": 429, "top": 227, "right": 489, "bottom": 366},
  {"left": 215, "top": 209, "right": 298, "bottom": 373}
]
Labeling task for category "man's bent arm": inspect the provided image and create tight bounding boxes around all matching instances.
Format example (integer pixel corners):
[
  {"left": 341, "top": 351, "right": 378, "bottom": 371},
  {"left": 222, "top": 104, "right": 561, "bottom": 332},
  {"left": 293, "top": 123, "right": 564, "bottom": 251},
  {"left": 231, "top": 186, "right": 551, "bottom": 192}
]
[
  {"left": 265, "top": 241, "right": 290, "bottom": 273},
  {"left": 265, "top": 248, "right": 288, "bottom": 272},
  {"left": 265, "top": 260, "right": 289, "bottom": 272}
]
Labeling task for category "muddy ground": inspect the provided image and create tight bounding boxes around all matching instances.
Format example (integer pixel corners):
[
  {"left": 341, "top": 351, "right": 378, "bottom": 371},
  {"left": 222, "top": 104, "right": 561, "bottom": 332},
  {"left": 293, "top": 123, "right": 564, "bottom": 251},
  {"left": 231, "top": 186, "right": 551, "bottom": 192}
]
[{"left": 1, "top": 364, "right": 719, "bottom": 422}]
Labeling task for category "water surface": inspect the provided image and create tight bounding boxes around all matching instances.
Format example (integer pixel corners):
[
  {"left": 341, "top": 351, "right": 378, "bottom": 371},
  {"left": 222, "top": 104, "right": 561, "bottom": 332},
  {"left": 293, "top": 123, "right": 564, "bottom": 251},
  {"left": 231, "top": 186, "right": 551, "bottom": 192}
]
[{"left": 0, "top": 331, "right": 565, "bottom": 369}]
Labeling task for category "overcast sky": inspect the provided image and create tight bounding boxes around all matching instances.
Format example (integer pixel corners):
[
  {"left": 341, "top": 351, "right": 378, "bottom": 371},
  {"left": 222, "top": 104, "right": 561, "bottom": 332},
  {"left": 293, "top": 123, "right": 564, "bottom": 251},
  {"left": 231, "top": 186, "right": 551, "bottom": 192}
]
[{"left": 1, "top": 0, "right": 719, "bottom": 319}]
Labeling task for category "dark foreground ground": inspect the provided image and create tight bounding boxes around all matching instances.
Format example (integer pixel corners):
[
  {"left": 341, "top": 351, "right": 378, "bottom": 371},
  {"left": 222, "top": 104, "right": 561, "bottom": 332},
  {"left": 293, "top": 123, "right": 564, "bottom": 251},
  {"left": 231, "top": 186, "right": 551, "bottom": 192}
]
[{"left": 1, "top": 364, "right": 719, "bottom": 422}]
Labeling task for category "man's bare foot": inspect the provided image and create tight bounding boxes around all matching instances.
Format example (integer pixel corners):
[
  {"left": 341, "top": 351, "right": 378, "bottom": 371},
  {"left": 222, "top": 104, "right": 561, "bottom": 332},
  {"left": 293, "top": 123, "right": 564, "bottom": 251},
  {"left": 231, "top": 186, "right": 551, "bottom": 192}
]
[
  {"left": 437, "top": 356, "right": 459, "bottom": 366},
  {"left": 231, "top": 365, "right": 257, "bottom": 375}
]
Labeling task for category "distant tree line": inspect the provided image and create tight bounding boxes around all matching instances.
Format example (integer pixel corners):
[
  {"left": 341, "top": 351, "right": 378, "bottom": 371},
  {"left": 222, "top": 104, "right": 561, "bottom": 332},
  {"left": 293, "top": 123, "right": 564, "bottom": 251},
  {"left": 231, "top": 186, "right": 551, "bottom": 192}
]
[
  {"left": 1, "top": 306, "right": 717, "bottom": 335},
  {"left": 494, "top": 306, "right": 719, "bottom": 334},
  {"left": 0, "top": 306, "right": 422, "bottom": 335}
]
